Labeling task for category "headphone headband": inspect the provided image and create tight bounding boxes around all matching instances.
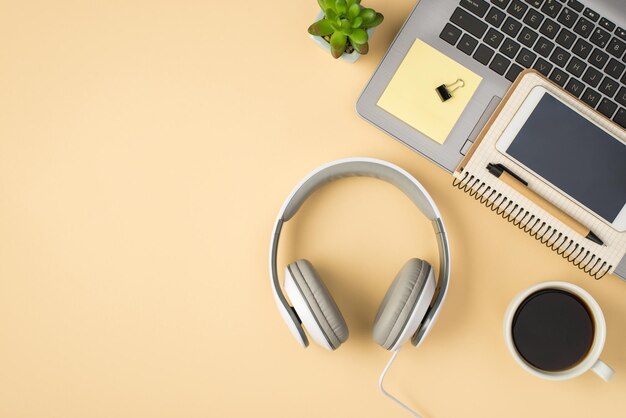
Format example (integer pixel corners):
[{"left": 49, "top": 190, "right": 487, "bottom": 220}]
[
  {"left": 270, "top": 158, "right": 451, "bottom": 349},
  {"left": 280, "top": 158, "right": 440, "bottom": 221}
]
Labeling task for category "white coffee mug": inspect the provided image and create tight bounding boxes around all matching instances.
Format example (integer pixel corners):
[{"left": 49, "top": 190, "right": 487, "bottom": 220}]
[{"left": 504, "top": 281, "right": 614, "bottom": 382}]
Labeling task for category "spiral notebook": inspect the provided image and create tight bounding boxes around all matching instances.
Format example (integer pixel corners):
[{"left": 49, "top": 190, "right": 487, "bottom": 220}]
[{"left": 453, "top": 71, "right": 626, "bottom": 280}]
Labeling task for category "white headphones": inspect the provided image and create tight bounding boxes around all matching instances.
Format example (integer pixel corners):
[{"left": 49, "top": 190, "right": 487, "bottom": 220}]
[{"left": 269, "top": 158, "right": 451, "bottom": 417}]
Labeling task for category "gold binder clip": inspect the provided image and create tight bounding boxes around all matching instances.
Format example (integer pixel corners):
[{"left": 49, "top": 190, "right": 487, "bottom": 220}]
[{"left": 436, "top": 78, "right": 465, "bottom": 102}]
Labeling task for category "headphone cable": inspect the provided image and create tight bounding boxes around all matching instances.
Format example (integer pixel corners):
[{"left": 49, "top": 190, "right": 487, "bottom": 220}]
[{"left": 379, "top": 349, "right": 423, "bottom": 418}]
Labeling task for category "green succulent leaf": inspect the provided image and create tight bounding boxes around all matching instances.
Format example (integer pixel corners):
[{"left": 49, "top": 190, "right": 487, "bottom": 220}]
[
  {"left": 346, "top": 0, "right": 361, "bottom": 5},
  {"left": 330, "top": 20, "right": 340, "bottom": 31},
  {"left": 308, "top": 18, "right": 335, "bottom": 36},
  {"left": 351, "top": 16, "right": 363, "bottom": 28},
  {"left": 352, "top": 41, "right": 369, "bottom": 55},
  {"left": 317, "top": 0, "right": 328, "bottom": 11},
  {"left": 361, "top": 12, "right": 384, "bottom": 28},
  {"left": 360, "top": 8, "right": 376, "bottom": 22},
  {"left": 325, "top": 8, "right": 337, "bottom": 20},
  {"left": 348, "top": 3, "right": 360, "bottom": 18},
  {"left": 349, "top": 28, "right": 368, "bottom": 45},
  {"left": 325, "top": 0, "right": 338, "bottom": 13},
  {"left": 339, "top": 19, "right": 352, "bottom": 33},
  {"left": 335, "top": 0, "right": 347, "bottom": 15},
  {"left": 330, "top": 31, "right": 347, "bottom": 58}
]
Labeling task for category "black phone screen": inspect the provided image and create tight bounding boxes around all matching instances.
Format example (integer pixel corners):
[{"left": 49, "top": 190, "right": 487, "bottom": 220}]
[{"left": 504, "top": 93, "right": 626, "bottom": 222}]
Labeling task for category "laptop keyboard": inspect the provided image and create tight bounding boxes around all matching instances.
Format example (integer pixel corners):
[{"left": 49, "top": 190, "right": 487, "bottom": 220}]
[{"left": 440, "top": 0, "right": 626, "bottom": 129}]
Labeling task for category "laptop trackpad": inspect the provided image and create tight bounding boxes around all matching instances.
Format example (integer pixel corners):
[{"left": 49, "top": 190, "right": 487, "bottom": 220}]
[{"left": 461, "top": 95, "right": 502, "bottom": 155}]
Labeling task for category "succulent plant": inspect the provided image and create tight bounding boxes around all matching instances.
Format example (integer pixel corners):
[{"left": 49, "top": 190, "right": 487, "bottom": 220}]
[{"left": 308, "top": 0, "right": 384, "bottom": 58}]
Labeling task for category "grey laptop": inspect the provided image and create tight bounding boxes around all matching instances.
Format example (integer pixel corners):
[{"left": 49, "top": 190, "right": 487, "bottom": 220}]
[{"left": 356, "top": 0, "right": 626, "bottom": 277}]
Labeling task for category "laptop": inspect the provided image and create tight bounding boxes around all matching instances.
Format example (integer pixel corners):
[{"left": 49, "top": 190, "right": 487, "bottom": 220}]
[
  {"left": 357, "top": 0, "right": 625, "bottom": 174},
  {"left": 357, "top": 0, "right": 626, "bottom": 279}
]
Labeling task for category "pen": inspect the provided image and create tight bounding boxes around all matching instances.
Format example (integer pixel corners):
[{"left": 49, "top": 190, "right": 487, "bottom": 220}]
[{"left": 486, "top": 163, "right": 604, "bottom": 246}]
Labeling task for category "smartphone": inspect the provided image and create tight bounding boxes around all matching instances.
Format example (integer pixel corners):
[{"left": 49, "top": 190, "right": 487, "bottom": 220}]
[{"left": 495, "top": 86, "right": 626, "bottom": 232}]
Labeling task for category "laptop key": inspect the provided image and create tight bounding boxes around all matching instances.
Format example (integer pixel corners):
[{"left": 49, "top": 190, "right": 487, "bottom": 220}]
[
  {"left": 486, "top": 6, "right": 506, "bottom": 28},
  {"left": 490, "top": 53, "right": 511, "bottom": 75},
  {"left": 573, "top": 17, "right": 593, "bottom": 38},
  {"left": 460, "top": 0, "right": 490, "bottom": 18},
  {"left": 485, "top": 28, "right": 505, "bottom": 48},
  {"left": 491, "top": 0, "right": 512, "bottom": 10},
  {"left": 599, "top": 17, "right": 615, "bottom": 32},
  {"left": 451, "top": 8, "right": 488, "bottom": 38},
  {"left": 507, "top": 0, "right": 528, "bottom": 19},
  {"left": 581, "top": 88, "right": 601, "bottom": 107},
  {"left": 588, "top": 48, "right": 609, "bottom": 70},
  {"left": 590, "top": 28, "right": 611, "bottom": 49},
  {"left": 557, "top": 8, "right": 576, "bottom": 28},
  {"left": 565, "top": 78, "right": 584, "bottom": 97},
  {"left": 523, "top": 8, "right": 544, "bottom": 29},
  {"left": 615, "top": 27, "right": 626, "bottom": 42},
  {"left": 518, "top": 27, "right": 538, "bottom": 47},
  {"left": 582, "top": 66, "right": 602, "bottom": 87},
  {"left": 550, "top": 46, "right": 570, "bottom": 66},
  {"left": 597, "top": 98, "right": 618, "bottom": 118},
  {"left": 607, "top": 37, "right": 626, "bottom": 59},
  {"left": 500, "top": 37, "right": 521, "bottom": 58},
  {"left": 533, "top": 37, "right": 554, "bottom": 57},
  {"left": 555, "top": 28, "right": 575, "bottom": 48},
  {"left": 605, "top": 58, "right": 625, "bottom": 80},
  {"left": 599, "top": 77, "right": 619, "bottom": 98},
  {"left": 505, "top": 63, "right": 525, "bottom": 81},
  {"left": 567, "top": 0, "right": 583, "bottom": 13},
  {"left": 572, "top": 38, "right": 592, "bottom": 59},
  {"left": 539, "top": 18, "right": 560, "bottom": 39},
  {"left": 533, "top": 57, "right": 553, "bottom": 76},
  {"left": 474, "top": 44, "right": 495, "bottom": 64},
  {"left": 541, "top": 0, "right": 562, "bottom": 18},
  {"left": 457, "top": 33, "right": 479, "bottom": 55},
  {"left": 549, "top": 68, "right": 569, "bottom": 86},
  {"left": 440, "top": 23, "right": 463, "bottom": 46},
  {"left": 566, "top": 56, "right": 586, "bottom": 77},
  {"left": 613, "top": 108, "right": 626, "bottom": 129},
  {"left": 502, "top": 17, "right": 523, "bottom": 37},
  {"left": 616, "top": 87, "right": 626, "bottom": 107},
  {"left": 516, "top": 48, "right": 537, "bottom": 68},
  {"left": 582, "top": 7, "right": 599, "bottom": 22}
]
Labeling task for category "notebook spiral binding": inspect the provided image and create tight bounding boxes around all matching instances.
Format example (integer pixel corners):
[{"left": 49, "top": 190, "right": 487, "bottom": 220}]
[{"left": 453, "top": 171, "right": 610, "bottom": 279}]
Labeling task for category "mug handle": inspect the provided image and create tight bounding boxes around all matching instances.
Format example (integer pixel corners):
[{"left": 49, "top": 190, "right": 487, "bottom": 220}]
[{"left": 592, "top": 359, "right": 615, "bottom": 382}]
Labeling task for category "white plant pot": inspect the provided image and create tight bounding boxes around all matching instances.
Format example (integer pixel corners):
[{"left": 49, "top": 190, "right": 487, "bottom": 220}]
[{"left": 309, "top": 10, "right": 375, "bottom": 63}]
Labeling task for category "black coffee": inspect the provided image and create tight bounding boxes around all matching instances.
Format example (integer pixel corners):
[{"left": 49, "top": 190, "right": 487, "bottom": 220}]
[{"left": 512, "top": 289, "right": 594, "bottom": 372}]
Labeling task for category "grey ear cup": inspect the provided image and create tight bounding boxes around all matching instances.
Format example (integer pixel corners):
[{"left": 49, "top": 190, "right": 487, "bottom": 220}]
[
  {"left": 287, "top": 259, "right": 349, "bottom": 350},
  {"left": 373, "top": 259, "right": 432, "bottom": 350}
]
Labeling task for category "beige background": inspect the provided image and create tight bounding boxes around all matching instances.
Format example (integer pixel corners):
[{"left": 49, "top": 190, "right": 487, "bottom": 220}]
[{"left": 1, "top": 1, "right": 625, "bottom": 417}]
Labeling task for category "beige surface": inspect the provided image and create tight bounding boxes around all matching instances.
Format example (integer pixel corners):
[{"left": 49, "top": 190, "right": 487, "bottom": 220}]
[{"left": 0, "top": 1, "right": 625, "bottom": 417}]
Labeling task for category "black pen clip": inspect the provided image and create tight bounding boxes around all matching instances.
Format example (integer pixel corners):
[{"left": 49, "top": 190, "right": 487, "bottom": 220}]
[{"left": 486, "top": 163, "right": 528, "bottom": 186}]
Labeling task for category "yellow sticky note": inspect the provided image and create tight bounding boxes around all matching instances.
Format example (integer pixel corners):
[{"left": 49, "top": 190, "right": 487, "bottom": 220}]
[{"left": 377, "top": 39, "right": 482, "bottom": 144}]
